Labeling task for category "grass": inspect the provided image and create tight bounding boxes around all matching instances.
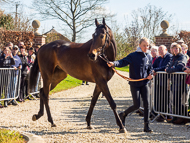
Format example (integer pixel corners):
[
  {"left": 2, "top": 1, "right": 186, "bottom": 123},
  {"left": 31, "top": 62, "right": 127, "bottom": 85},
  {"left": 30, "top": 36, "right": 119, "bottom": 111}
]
[
  {"left": 49, "top": 75, "right": 82, "bottom": 94},
  {"left": 0, "top": 129, "right": 26, "bottom": 143},
  {"left": 115, "top": 66, "right": 129, "bottom": 72}
]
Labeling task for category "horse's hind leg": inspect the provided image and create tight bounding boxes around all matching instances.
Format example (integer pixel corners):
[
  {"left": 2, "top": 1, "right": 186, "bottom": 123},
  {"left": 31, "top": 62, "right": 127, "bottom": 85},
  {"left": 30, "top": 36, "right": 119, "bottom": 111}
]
[
  {"left": 86, "top": 85, "right": 101, "bottom": 129},
  {"left": 32, "top": 88, "right": 44, "bottom": 121}
]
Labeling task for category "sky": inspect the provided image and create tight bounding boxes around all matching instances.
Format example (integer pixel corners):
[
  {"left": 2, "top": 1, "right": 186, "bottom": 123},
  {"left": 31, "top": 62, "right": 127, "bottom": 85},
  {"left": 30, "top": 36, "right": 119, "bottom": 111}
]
[{"left": 1, "top": 0, "right": 190, "bottom": 42}]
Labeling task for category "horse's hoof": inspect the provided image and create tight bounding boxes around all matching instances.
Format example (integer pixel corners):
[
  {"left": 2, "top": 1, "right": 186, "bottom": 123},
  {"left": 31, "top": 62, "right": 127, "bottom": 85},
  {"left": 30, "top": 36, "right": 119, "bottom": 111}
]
[
  {"left": 51, "top": 124, "right": 56, "bottom": 127},
  {"left": 87, "top": 126, "right": 94, "bottom": 129},
  {"left": 32, "top": 115, "right": 36, "bottom": 121},
  {"left": 119, "top": 128, "right": 127, "bottom": 133}
]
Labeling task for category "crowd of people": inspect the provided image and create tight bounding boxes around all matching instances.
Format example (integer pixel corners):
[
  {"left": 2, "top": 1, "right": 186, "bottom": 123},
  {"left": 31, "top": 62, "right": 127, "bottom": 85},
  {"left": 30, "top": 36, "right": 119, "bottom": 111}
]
[{"left": 0, "top": 41, "right": 41, "bottom": 108}]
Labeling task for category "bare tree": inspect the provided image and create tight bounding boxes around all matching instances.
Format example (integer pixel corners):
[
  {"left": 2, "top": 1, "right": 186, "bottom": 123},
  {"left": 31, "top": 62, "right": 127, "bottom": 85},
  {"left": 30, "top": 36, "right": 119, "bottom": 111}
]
[
  {"left": 125, "top": 4, "right": 173, "bottom": 44},
  {"left": 32, "top": 0, "right": 115, "bottom": 42}
]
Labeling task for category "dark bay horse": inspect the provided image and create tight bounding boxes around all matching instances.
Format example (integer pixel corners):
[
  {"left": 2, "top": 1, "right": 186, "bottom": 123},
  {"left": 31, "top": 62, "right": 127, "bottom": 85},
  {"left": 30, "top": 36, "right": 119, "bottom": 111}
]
[{"left": 29, "top": 18, "right": 126, "bottom": 133}]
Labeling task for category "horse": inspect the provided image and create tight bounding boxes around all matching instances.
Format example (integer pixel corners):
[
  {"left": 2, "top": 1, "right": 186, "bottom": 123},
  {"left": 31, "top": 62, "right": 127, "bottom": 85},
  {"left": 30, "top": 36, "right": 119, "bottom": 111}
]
[{"left": 29, "top": 18, "right": 127, "bottom": 133}]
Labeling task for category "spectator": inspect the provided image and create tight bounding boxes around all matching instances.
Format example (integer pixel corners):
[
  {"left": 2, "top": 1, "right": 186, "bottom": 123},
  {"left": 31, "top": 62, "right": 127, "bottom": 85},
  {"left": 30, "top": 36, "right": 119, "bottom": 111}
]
[
  {"left": 0, "top": 47, "right": 15, "bottom": 107},
  {"left": 34, "top": 45, "right": 40, "bottom": 55},
  {"left": 181, "top": 43, "right": 189, "bottom": 60},
  {"left": 9, "top": 45, "right": 22, "bottom": 105},
  {"left": 6, "top": 42, "right": 13, "bottom": 50},
  {"left": 165, "top": 44, "right": 187, "bottom": 123},
  {"left": 150, "top": 46, "right": 159, "bottom": 64},
  {"left": 28, "top": 47, "right": 36, "bottom": 65},
  {"left": 18, "top": 41, "right": 24, "bottom": 49},
  {"left": 18, "top": 46, "right": 31, "bottom": 102},
  {"left": 170, "top": 42, "right": 177, "bottom": 54},
  {"left": 152, "top": 45, "right": 173, "bottom": 121},
  {"left": 176, "top": 39, "right": 184, "bottom": 46}
]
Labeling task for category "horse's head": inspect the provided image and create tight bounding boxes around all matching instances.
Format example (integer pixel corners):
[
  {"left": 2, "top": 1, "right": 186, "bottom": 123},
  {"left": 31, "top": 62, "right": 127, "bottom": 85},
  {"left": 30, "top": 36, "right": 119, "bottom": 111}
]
[{"left": 88, "top": 18, "right": 112, "bottom": 61}]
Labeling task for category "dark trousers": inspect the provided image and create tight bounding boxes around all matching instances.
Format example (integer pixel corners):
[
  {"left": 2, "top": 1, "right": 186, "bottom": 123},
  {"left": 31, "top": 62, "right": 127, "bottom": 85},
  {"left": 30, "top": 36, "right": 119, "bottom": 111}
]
[
  {"left": 19, "top": 75, "right": 28, "bottom": 100},
  {"left": 124, "top": 84, "right": 149, "bottom": 123}
]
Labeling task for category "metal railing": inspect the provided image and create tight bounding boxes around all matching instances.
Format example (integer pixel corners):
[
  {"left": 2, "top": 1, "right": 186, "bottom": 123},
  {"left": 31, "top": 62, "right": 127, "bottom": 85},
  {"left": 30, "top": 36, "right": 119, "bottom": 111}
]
[
  {"left": 0, "top": 68, "right": 21, "bottom": 104},
  {"left": 152, "top": 71, "right": 190, "bottom": 121}
]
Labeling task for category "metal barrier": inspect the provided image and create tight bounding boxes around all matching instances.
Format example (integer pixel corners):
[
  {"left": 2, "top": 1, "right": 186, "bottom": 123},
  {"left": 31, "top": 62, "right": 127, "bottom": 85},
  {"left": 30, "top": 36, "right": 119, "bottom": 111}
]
[
  {"left": 0, "top": 68, "right": 21, "bottom": 104},
  {"left": 152, "top": 71, "right": 190, "bottom": 122}
]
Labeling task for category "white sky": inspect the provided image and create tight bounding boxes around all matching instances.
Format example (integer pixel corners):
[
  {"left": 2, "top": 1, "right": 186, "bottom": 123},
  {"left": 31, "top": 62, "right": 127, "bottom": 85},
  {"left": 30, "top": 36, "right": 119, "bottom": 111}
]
[{"left": 1, "top": 0, "right": 190, "bottom": 42}]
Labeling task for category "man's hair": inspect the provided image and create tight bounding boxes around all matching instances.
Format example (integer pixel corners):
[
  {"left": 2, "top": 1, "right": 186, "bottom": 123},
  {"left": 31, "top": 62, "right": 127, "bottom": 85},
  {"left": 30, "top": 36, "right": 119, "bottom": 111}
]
[
  {"left": 150, "top": 46, "right": 158, "bottom": 51},
  {"left": 159, "top": 45, "right": 167, "bottom": 50},
  {"left": 139, "top": 37, "right": 149, "bottom": 44}
]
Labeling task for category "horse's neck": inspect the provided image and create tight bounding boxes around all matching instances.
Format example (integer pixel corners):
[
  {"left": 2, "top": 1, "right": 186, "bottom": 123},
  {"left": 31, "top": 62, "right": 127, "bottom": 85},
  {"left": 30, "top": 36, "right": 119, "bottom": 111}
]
[{"left": 104, "top": 40, "right": 117, "bottom": 61}]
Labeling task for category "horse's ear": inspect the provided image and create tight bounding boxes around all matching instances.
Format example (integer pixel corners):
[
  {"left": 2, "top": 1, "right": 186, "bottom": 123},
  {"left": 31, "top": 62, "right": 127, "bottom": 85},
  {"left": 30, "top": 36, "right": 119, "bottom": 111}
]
[
  {"left": 95, "top": 18, "right": 99, "bottom": 27},
  {"left": 102, "top": 18, "right": 106, "bottom": 26}
]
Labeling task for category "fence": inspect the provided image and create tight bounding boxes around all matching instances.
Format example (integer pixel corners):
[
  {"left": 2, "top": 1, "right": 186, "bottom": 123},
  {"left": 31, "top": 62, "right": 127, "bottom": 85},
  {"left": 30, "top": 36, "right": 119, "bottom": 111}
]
[
  {"left": 0, "top": 68, "right": 41, "bottom": 105},
  {"left": 152, "top": 71, "right": 190, "bottom": 121},
  {"left": 0, "top": 68, "right": 21, "bottom": 104}
]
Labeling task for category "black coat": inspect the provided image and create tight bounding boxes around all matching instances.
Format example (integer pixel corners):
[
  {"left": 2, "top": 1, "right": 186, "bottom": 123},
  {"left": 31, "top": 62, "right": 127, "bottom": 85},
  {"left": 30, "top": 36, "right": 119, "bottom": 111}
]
[
  {"left": 19, "top": 54, "right": 29, "bottom": 76},
  {"left": 166, "top": 53, "right": 187, "bottom": 73},
  {"left": 0, "top": 54, "right": 15, "bottom": 68},
  {"left": 153, "top": 52, "right": 173, "bottom": 72}
]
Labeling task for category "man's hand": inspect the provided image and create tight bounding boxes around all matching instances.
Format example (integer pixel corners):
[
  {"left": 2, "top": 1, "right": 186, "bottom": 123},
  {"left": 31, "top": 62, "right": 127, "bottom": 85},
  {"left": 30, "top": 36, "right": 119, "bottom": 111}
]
[
  {"left": 107, "top": 62, "right": 114, "bottom": 67},
  {"left": 147, "top": 74, "right": 153, "bottom": 80},
  {"left": 153, "top": 70, "right": 157, "bottom": 76}
]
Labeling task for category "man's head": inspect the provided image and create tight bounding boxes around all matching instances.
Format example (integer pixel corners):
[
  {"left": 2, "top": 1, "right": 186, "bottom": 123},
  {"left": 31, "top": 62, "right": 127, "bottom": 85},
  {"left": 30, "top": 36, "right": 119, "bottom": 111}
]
[
  {"left": 158, "top": 45, "right": 167, "bottom": 58},
  {"left": 28, "top": 47, "right": 35, "bottom": 55},
  {"left": 139, "top": 37, "right": 149, "bottom": 53},
  {"left": 12, "top": 45, "right": 19, "bottom": 55},
  {"left": 18, "top": 41, "right": 24, "bottom": 48}
]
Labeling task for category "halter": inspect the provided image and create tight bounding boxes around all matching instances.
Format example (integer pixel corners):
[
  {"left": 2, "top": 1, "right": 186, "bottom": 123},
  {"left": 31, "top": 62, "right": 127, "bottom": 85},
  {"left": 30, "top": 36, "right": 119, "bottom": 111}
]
[{"left": 101, "top": 26, "right": 109, "bottom": 54}]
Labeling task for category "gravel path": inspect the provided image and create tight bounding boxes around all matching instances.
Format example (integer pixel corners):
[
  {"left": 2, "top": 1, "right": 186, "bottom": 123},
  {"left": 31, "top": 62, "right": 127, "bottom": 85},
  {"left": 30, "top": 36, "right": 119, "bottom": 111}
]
[{"left": 0, "top": 71, "right": 190, "bottom": 143}]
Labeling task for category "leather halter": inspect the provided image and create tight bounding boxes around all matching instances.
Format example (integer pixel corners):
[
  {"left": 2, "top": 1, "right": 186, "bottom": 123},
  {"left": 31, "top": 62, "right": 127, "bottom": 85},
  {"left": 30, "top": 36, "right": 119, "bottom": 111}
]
[{"left": 98, "top": 27, "right": 148, "bottom": 82}]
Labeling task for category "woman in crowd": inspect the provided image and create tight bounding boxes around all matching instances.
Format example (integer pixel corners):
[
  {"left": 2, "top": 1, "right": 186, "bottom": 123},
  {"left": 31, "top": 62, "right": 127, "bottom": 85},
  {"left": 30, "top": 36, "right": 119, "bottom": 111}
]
[
  {"left": 150, "top": 46, "right": 159, "bottom": 64},
  {"left": 165, "top": 44, "right": 187, "bottom": 123}
]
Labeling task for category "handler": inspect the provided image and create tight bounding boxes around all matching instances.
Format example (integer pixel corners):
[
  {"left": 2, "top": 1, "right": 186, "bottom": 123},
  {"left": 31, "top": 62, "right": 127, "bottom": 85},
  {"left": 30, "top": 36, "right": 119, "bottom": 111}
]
[{"left": 107, "top": 37, "right": 153, "bottom": 132}]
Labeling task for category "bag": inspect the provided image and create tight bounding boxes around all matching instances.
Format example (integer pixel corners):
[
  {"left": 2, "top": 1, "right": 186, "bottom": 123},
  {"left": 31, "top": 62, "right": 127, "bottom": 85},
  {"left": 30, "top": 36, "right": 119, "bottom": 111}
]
[{"left": 186, "top": 74, "right": 190, "bottom": 84}]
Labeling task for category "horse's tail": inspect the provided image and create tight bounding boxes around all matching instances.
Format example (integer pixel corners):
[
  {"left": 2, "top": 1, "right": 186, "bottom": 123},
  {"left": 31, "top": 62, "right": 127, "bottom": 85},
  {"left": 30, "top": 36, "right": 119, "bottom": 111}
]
[{"left": 29, "top": 56, "right": 40, "bottom": 92}]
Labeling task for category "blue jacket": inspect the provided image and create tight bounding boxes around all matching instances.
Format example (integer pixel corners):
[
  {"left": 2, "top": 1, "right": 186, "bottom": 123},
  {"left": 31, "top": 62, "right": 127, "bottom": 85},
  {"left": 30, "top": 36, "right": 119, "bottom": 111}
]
[
  {"left": 153, "top": 52, "right": 173, "bottom": 72},
  {"left": 166, "top": 53, "right": 187, "bottom": 73},
  {"left": 11, "top": 55, "right": 22, "bottom": 75},
  {"left": 113, "top": 47, "right": 153, "bottom": 87}
]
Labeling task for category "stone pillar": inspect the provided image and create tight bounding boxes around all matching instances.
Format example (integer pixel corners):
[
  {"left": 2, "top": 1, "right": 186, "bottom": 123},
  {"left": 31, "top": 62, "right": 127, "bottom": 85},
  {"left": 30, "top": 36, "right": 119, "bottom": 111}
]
[
  {"left": 155, "top": 20, "right": 173, "bottom": 52},
  {"left": 32, "top": 20, "right": 46, "bottom": 47}
]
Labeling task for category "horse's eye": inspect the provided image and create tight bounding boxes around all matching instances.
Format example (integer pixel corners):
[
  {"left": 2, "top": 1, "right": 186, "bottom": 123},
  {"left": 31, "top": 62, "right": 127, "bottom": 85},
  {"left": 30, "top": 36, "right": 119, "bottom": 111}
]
[{"left": 100, "top": 35, "right": 104, "bottom": 39}]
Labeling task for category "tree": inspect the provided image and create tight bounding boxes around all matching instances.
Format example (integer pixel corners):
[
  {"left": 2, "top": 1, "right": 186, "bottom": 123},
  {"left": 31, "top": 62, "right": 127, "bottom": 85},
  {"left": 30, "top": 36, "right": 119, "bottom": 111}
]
[
  {"left": 32, "top": 0, "right": 115, "bottom": 42},
  {"left": 125, "top": 4, "right": 173, "bottom": 45},
  {"left": 0, "top": 9, "right": 14, "bottom": 30}
]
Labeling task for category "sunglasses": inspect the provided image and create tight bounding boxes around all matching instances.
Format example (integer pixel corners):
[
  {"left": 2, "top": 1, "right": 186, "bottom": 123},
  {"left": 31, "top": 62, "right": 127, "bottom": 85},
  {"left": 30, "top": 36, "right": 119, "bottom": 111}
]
[{"left": 13, "top": 48, "right": 18, "bottom": 50}]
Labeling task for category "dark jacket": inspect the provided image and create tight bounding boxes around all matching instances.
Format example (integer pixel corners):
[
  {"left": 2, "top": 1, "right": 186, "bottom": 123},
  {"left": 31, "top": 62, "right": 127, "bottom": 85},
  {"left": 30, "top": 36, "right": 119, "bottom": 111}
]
[
  {"left": 113, "top": 47, "right": 153, "bottom": 87},
  {"left": 153, "top": 52, "right": 173, "bottom": 72},
  {"left": 19, "top": 54, "right": 29, "bottom": 76},
  {"left": 0, "top": 54, "right": 15, "bottom": 68},
  {"left": 165, "top": 53, "right": 187, "bottom": 73}
]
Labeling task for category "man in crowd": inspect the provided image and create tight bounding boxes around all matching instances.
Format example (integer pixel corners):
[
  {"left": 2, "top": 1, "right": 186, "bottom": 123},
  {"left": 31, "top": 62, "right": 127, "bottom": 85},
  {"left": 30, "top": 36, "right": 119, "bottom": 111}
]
[
  {"left": 9, "top": 45, "right": 22, "bottom": 105},
  {"left": 153, "top": 45, "right": 173, "bottom": 121},
  {"left": 150, "top": 46, "right": 159, "bottom": 64}
]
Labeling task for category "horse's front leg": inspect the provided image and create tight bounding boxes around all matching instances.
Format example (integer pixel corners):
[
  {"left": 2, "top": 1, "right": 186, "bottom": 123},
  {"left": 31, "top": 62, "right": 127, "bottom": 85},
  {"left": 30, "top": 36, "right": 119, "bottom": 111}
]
[
  {"left": 86, "top": 85, "right": 101, "bottom": 129},
  {"left": 98, "top": 80, "right": 127, "bottom": 133}
]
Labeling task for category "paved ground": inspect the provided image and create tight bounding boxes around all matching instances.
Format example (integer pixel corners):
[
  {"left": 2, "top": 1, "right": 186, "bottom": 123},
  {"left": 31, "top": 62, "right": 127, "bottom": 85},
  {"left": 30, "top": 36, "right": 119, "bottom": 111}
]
[{"left": 0, "top": 71, "right": 190, "bottom": 143}]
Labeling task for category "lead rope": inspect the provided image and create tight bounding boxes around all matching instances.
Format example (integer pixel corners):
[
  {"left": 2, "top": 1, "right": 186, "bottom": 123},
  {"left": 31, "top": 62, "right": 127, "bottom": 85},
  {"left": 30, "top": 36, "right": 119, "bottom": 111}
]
[{"left": 99, "top": 55, "right": 148, "bottom": 82}]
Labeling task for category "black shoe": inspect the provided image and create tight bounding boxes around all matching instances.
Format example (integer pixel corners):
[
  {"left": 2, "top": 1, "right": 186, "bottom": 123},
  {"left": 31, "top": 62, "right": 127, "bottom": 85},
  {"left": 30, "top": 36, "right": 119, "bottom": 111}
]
[
  {"left": 86, "top": 82, "right": 89, "bottom": 85},
  {"left": 35, "top": 94, "right": 40, "bottom": 98},
  {"left": 119, "top": 112, "right": 126, "bottom": 126},
  {"left": 4, "top": 101, "right": 8, "bottom": 107},
  {"left": 12, "top": 100, "right": 17, "bottom": 106},
  {"left": 144, "top": 122, "right": 153, "bottom": 132},
  {"left": 27, "top": 97, "right": 32, "bottom": 100}
]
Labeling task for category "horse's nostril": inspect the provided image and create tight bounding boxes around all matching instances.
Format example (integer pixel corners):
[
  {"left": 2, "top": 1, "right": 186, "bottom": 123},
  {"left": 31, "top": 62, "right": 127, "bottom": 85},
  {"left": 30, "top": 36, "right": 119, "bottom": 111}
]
[{"left": 88, "top": 53, "right": 95, "bottom": 58}]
